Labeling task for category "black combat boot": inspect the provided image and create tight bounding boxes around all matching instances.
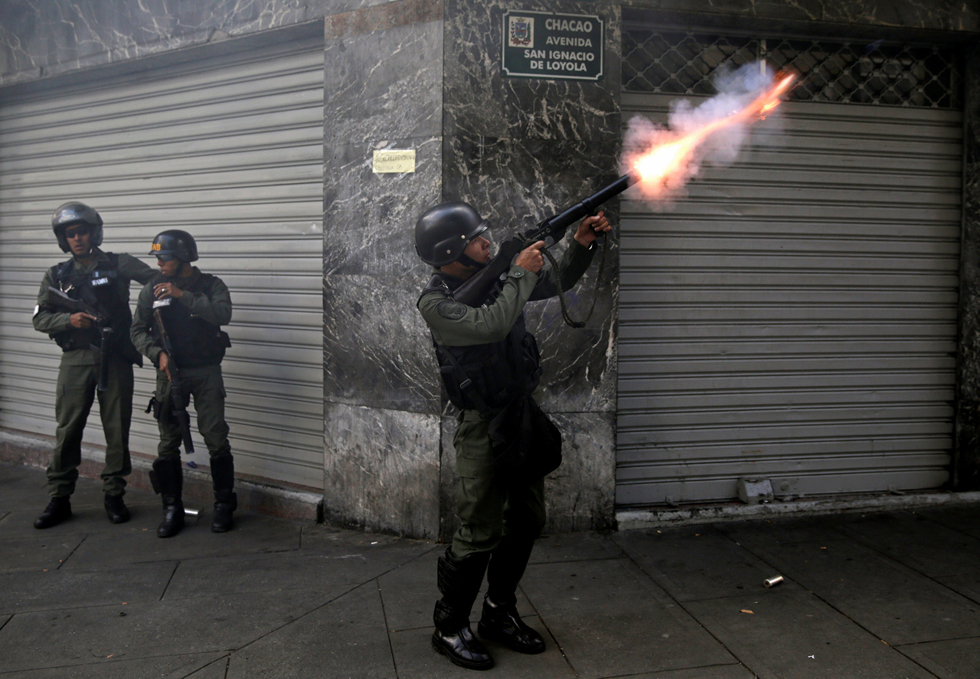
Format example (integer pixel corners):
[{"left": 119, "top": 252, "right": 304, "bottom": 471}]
[
  {"left": 34, "top": 496, "right": 72, "bottom": 529},
  {"left": 477, "top": 536, "right": 545, "bottom": 654},
  {"left": 210, "top": 454, "right": 236, "bottom": 533},
  {"left": 477, "top": 596, "right": 546, "bottom": 654},
  {"left": 432, "top": 548, "right": 494, "bottom": 671},
  {"left": 150, "top": 457, "right": 185, "bottom": 538},
  {"left": 104, "top": 493, "right": 130, "bottom": 524}
]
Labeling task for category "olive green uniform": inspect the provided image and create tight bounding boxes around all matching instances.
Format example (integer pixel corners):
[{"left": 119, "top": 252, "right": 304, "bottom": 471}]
[
  {"left": 130, "top": 267, "right": 233, "bottom": 461},
  {"left": 418, "top": 239, "right": 596, "bottom": 558},
  {"left": 32, "top": 249, "right": 154, "bottom": 498}
]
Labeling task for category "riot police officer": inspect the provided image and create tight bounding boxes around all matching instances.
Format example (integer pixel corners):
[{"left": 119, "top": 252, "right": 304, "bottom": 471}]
[
  {"left": 415, "top": 201, "right": 610, "bottom": 670},
  {"left": 130, "top": 230, "right": 235, "bottom": 537},
  {"left": 32, "top": 201, "right": 155, "bottom": 529}
]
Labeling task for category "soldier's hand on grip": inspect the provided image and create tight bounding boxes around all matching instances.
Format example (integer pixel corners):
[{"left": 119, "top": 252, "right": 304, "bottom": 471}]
[
  {"left": 158, "top": 351, "right": 173, "bottom": 381},
  {"left": 153, "top": 282, "right": 183, "bottom": 300},
  {"left": 574, "top": 210, "right": 611, "bottom": 248},
  {"left": 515, "top": 240, "right": 546, "bottom": 273},
  {"left": 70, "top": 312, "right": 97, "bottom": 329}
]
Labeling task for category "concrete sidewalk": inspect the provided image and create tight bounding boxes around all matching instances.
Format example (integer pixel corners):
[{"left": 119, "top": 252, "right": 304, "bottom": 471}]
[{"left": 2, "top": 461, "right": 979, "bottom": 679}]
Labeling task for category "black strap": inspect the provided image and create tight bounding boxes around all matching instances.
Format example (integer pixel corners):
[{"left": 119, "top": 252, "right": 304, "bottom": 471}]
[
  {"left": 541, "top": 234, "right": 608, "bottom": 329},
  {"left": 53, "top": 260, "right": 72, "bottom": 287}
]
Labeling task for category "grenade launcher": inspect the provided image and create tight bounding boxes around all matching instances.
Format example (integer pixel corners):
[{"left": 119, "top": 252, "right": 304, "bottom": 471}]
[{"left": 451, "top": 170, "right": 641, "bottom": 307}]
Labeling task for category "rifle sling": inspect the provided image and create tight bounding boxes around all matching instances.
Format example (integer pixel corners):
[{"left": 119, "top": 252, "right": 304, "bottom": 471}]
[{"left": 541, "top": 234, "right": 608, "bottom": 329}]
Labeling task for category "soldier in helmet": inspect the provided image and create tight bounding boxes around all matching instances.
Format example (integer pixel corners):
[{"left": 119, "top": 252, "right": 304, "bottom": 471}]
[
  {"left": 32, "top": 201, "right": 155, "bottom": 529},
  {"left": 415, "top": 201, "right": 610, "bottom": 670},
  {"left": 130, "top": 230, "right": 234, "bottom": 537}
]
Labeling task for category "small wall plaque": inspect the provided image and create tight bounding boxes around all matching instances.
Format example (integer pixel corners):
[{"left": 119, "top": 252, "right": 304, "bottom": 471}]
[{"left": 373, "top": 150, "right": 416, "bottom": 174}]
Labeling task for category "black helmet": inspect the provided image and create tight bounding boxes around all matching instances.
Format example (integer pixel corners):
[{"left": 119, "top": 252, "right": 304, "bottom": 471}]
[
  {"left": 149, "top": 230, "right": 199, "bottom": 262},
  {"left": 51, "top": 201, "right": 103, "bottom": 253},
  {"left": 414, "top": 201, "right": 489, "bottom": 267}
]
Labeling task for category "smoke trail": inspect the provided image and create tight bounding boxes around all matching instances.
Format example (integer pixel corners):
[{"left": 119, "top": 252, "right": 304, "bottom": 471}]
[{"left": 621, "top": 61, "right": 784, "bottom": 204}]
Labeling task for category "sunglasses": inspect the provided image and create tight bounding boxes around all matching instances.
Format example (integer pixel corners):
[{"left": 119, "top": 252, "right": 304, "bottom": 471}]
[{"left": 64, "top": 226, "right": 90, "bottom": 239}]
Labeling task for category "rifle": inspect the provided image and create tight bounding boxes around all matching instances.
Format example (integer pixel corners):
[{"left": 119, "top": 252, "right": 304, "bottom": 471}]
[
  {"left": 45, "top": 287, "right": 114, "bottom": 392},
  {"left": 451, "top": 170, "right": 641, "bottom": 308},
  {"left": 152, "top": 307, "right": 195, "bottom": 455}
]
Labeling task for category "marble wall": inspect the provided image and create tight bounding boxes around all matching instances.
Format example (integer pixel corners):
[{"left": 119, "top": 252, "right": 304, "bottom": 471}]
[
  {"left": 0, "top": 0, "right": 311, "bottom": 85},
  {"left": 321, "top": 0, "right": 446, "bottom": 537}
]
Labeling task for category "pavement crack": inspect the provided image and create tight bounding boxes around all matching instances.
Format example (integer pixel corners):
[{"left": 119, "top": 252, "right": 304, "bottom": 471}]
[
  {"left": 160, "top": 561, "right": 181, "bottom": 601},
  {"left": 229, "top": 545, "right": 441, "bottom": 655},
  {"left": 521, "top": 584, "right": 582, "bottom": 677},
  {"left": 377, "top": 580, "right": 400, "bottom": 678},
  {"left": 57, "top": 533, "right": 88, "bottom": 570}
]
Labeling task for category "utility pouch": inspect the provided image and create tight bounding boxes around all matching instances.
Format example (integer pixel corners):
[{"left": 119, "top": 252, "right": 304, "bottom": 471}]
[
  {"left": 52, "top": 333, "right": 74, "bottom": 352},
  {"left": 488, "top": 396, "right": 562, "bottom": 484},
  {"left": 146, "top": 390, "right": 173, "bottom": 423}
]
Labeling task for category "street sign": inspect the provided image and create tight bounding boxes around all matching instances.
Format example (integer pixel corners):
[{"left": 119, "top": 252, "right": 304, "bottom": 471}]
[{"left": 502, "top": 10, "right": 603, "bottom": 81}]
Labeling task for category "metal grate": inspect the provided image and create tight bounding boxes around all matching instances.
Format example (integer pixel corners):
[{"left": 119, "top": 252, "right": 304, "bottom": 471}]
[{"left": 623, "top": 30, "right": 962, "bottom": 108}]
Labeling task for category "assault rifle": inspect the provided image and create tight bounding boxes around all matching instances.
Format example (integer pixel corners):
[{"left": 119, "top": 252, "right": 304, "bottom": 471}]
[
  {"left": 452, "top": 170, "right": 641, "bottom": 307},
  {"left": 45, "top": 287, "right": 114, "bottom": 392},
  {"left": 152, "top": 307, "right": 195, "bottom": 455}
]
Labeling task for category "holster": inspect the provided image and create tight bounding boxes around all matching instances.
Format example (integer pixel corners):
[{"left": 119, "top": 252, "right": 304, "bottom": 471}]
[
  {"left": 145, "top": 395, "right": 166, "bottom": 422},
  {"left": 488, "top": 395, "right": 562, "bottom": 484},
  {"left": 145, "top": 385, "right": 175, "bottom": 424}
]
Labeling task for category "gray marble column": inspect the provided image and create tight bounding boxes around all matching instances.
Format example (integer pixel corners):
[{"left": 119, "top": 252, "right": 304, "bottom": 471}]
[{"left": 321, "top": 0, "right": 447, "bottom": 538}]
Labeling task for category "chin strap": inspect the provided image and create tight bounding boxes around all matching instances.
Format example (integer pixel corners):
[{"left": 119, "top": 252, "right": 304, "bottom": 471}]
[{"left": 457, "top": 253, "right": 487, "bottom": 270}]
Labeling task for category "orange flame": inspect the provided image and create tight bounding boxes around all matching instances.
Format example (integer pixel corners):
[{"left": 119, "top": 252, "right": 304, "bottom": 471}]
[{"left": 632, "top": 72, "right": 797, "bottom": 189}]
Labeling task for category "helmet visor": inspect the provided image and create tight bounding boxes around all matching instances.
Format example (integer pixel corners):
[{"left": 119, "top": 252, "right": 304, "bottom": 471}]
[{"left": 471, "top": 224, "right": 494, "bottom": 253}]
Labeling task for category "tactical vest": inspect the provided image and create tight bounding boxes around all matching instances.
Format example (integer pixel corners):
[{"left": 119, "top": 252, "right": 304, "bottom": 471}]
[
  {"left": 422, "top": 273, "right": 542, "bottom": 414},
  {"left": 48, "top": 254, "right": 141, "bottom": 364},
  {"left": 150, "top": 273, "right": 230, "bottom": 368}
]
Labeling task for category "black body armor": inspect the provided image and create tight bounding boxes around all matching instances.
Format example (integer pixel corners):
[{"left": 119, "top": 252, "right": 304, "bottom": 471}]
[
  {"left": 48, "top": 254, "right": 142, "bottom": 364},
  {"left": 150, "top": 273, "right": 230, "bottom": 368},
  {"left": 423, "top": 273, "right": 542, "bottom": 413}
]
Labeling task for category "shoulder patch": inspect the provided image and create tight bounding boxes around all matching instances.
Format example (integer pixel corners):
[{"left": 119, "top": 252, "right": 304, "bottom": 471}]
[{"left": 436, "top": 300, "right": 468, "bottom": 320}]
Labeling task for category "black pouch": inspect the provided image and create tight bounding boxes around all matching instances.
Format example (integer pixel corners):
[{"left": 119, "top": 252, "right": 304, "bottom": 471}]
[
  {"left": 146, "top": 390, "right": 173, "bottom": 423},
  {"left": 145, "top": 396, "right": 163, "bottom": 421},
  {"left": 488, "top": 396, "right": 562, "bottom": 484}
]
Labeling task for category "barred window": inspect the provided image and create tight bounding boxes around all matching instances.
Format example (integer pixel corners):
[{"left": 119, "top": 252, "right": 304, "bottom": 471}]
[{"left": 622, "top": 30, "right": 962, "bottom": 109}]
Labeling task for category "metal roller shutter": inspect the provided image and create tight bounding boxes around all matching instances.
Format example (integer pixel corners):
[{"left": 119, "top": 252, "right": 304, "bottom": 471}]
[
  {"left": 0, "top": 27, "right": 324, "bottom": 490},
  {"left": 617, "top": 33, "right": 963, "bottom": 506}
]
